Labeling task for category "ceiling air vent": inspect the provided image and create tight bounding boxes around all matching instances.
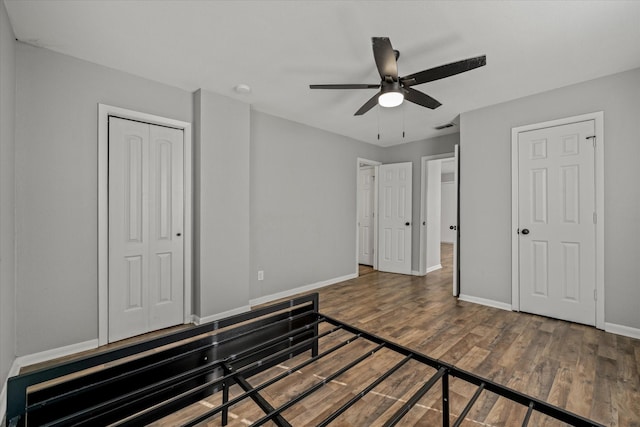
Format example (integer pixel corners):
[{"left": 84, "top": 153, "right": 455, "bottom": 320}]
[{"left": 434, "top": 123, "right": 455, "bottom": 130}]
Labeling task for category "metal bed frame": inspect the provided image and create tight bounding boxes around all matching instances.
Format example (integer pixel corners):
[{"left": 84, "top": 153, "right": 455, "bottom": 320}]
[{"left": 6, "top": 293, "right": 603, "bottom": 426}]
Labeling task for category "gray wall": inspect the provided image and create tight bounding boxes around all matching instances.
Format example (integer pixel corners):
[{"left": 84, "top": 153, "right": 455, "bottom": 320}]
[
  {"left": 11, "top": 35, "right": 638, "bottom": 364},
  {"left": 382, "top": 133, "right": 459, "bottom": 271},
  {"left": 250, "top": 111, "right": 384, "bottom": 300},
  {"left": 194, "top": 90, "right": 251, "bottom": 317},
  {"left": 0, "top": 0, "right": 16, "bottom": 397},
  {"left": 460, "top": 67, "right": 640, "bottom": 329},
  {"left": 11, "top": 41, "right": 387, "bottom": 356},
  {"left": 14, "top": 43, "right": 193, "bottom": 356}
]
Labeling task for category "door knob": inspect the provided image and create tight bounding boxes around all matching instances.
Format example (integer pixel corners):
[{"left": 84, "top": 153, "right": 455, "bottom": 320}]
[
  {"left": 521, "top": 229, "right": 529, "bottom": 235},
  {"left": 405, "top": 222, "right": 410, "bottom": 226},
  {"left": 176, "top": 233, "right": 182, "bottom": 237}
]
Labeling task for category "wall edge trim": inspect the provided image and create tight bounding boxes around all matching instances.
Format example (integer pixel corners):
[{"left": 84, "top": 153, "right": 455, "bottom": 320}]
[
  {"left": 249, "top": 273, "right": 358, "bottom": 307},
  {"left": 458, "top": 294, "right": 512, "bottom": 311},
  {"left": 426, "top": 264, "right": 442, "bottom": 274},
  {"left": 193, "top": 305, "right": 252, "bottom": 326},
  {"left": 14, "top": 339, "right": 99, "bottom": 370},
  {"left": 605, "top": 322, "right": 640, "bottom": 340}
]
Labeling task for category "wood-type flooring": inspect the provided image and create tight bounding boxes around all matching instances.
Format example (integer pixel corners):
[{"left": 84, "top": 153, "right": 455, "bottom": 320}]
[
  {"left": 306, "top": 244, "right": 640, "bottom": 427},
  {"left": 20, "top": 244, "right": 640, "bottom": 426},
  {"left": 213, "top": 243, "right": 638, "bottom": 427}
]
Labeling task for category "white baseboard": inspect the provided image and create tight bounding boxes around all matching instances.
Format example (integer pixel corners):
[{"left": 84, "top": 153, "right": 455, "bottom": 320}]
[
  {"left": 193, "top": 305, "right": 252, "bottom": 325},
  {"left": 426, "top": 264, "right": 442, "bottom": 274},
  {"left": 605, "top": 322, "right": 640, "bottom": 340},
  {"left": 412, "top": 264, "right": 442, "bottom": 276},
  {"left": 458, "top": 294, "right": 513, "bottom": 311},
  {"left": 249, "top": 273, "right": 357, "bottom": 307},
  {"left": 15, "top": 339, "right": 99, "bottom": 370}
]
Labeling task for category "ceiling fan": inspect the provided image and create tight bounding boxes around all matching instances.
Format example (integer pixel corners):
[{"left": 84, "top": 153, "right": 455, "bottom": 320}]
[{"left": 310, "top": 37, "right": 486, "bottom": 116}]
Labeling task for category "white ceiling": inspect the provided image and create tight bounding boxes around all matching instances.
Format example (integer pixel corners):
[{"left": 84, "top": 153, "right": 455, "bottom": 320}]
[{"left": 5, "top": 1, "right": 640, "bottom": 147}]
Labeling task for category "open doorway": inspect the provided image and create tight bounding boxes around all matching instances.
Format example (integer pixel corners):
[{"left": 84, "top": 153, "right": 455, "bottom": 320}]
[
  {"left": 356, "top": 158, "right": 381, "bottom": 276},
  {"left": 419, "top": 147, "right": 459, "bottom": 295}
]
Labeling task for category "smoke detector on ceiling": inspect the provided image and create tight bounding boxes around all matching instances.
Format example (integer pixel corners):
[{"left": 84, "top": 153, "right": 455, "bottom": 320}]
[{"left": 234, "top": 84, "right": 251, "bottom": 94}]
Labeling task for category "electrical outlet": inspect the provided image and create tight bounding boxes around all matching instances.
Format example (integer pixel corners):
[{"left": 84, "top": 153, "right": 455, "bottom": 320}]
[{"left": 257, "top": 270, "right": 264, "bottom": 281}]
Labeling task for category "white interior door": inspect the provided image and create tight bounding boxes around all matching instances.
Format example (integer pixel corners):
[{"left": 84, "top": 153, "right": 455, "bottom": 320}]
[
  {"left": 452, "top": 145, "right": 459, "bottom": 296},
  {"left": 518, "top": 120, "right": 596, "bottom": 325},
  {"left": 425, "top": 160, "right": 442, "bottom": 272},
  {"left": 109, "top": 117, "right": 184, "bottom": 342},
  {"left": 358, "top": 167, "right": 375, "bottom": 265},
  {"left": 440, "top": 182, "right": 456, "bottom": 243},
  {"left": 378, "top": 162, "right": 412, "bottom": 275}
]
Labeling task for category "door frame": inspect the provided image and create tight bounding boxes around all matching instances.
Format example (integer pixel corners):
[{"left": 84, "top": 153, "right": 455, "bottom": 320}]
[
  {"left": 356, "top": 158, "right": 381, "bottom": 275},
  {"left": 419, "top": 151, "right": 457, "bottom": 277},
  {"left": 98, "top": 104, "right": 193, "bottom": 346},
  {"left": 510, "top": 111, "right": 604, "bottom": 329}
]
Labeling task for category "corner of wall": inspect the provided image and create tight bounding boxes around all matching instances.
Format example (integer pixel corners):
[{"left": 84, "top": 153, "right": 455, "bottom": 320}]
[
  {"left": 191, "top": 89, "right": 202, "bottom": 317},
  {"left": 192, "top": 89, "right": 251, "bottom": 317},
  {"left": 0, "top": 0, "right": 17, "bottom": 422}
]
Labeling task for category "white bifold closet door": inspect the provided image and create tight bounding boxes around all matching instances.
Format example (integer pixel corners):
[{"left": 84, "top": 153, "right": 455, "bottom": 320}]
[{"left": 108, "top": 117, "right": 184, "bottom": 342}]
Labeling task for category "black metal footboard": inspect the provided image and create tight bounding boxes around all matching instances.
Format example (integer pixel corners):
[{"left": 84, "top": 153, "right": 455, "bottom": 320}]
[{"left": 5, "top": 294, "right": 319, "bottom": 427}]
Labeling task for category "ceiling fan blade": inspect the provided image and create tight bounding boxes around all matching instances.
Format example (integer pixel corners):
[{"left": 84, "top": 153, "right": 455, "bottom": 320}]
[
  {"left": 310, "top": 84, "right": 380, "bottom": 89},
  {"left": 372, "top": 37, "right": 398, "bottom": 79},
  {"left": 403, "top": 87, "right": 442, "bottom": 109},
  {"left": 354, "top": 92, "right": 380, "bottom": 116},
  {"left": 401, "top": 55, "right": 486, "bottom": 87}
]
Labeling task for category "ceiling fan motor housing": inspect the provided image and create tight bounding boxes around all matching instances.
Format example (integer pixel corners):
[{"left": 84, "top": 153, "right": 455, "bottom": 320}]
[{"left": 381, "top": 80, "right": 402, "bottom": 93}]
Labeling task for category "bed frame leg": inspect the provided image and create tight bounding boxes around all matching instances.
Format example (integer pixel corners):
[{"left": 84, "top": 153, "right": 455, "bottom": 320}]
[
  {"left": 222, "top": 370, "right": 229, "bottom": 426},
  {"left": 312, "top": 294, "right": 319, "bottom": 357},
  {"left": 442, "top": 370, "right": 450, "bottom": 427}
]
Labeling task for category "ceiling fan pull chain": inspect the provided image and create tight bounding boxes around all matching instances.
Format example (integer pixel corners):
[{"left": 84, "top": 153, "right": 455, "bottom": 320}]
[
  {"left": 402, "top": 102, "right": 406, "bottom": 138},
  {"left": 377, "top": 105, "right": 381, "bottom": 140}
]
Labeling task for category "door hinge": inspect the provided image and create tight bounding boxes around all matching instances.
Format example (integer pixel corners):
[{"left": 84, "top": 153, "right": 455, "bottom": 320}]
[
  {"left": 594, "top": 289, "right": 597, "bottom": 301},
  {"left": 593, "top": 212, "right": 597, "bottom": 224}
]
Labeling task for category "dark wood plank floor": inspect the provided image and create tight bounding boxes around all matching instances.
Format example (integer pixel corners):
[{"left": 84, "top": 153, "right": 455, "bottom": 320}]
[
  {"left": 154, "top": 243, "right": 639, "bottom": 426},
  {"left": 20, "top": 243, "right": 640, "bottom": 426},
  {"left": 307, "top": 243, "right": 640, "bottom": 427}
]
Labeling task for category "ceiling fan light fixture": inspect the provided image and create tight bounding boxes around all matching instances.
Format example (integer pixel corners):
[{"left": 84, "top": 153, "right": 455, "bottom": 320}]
[
  {"left": 378, "top": 81, "right": 404, "bottom": 108},
  {"left": 378, "top": 91, "right": 404, "bottom": 108}
]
